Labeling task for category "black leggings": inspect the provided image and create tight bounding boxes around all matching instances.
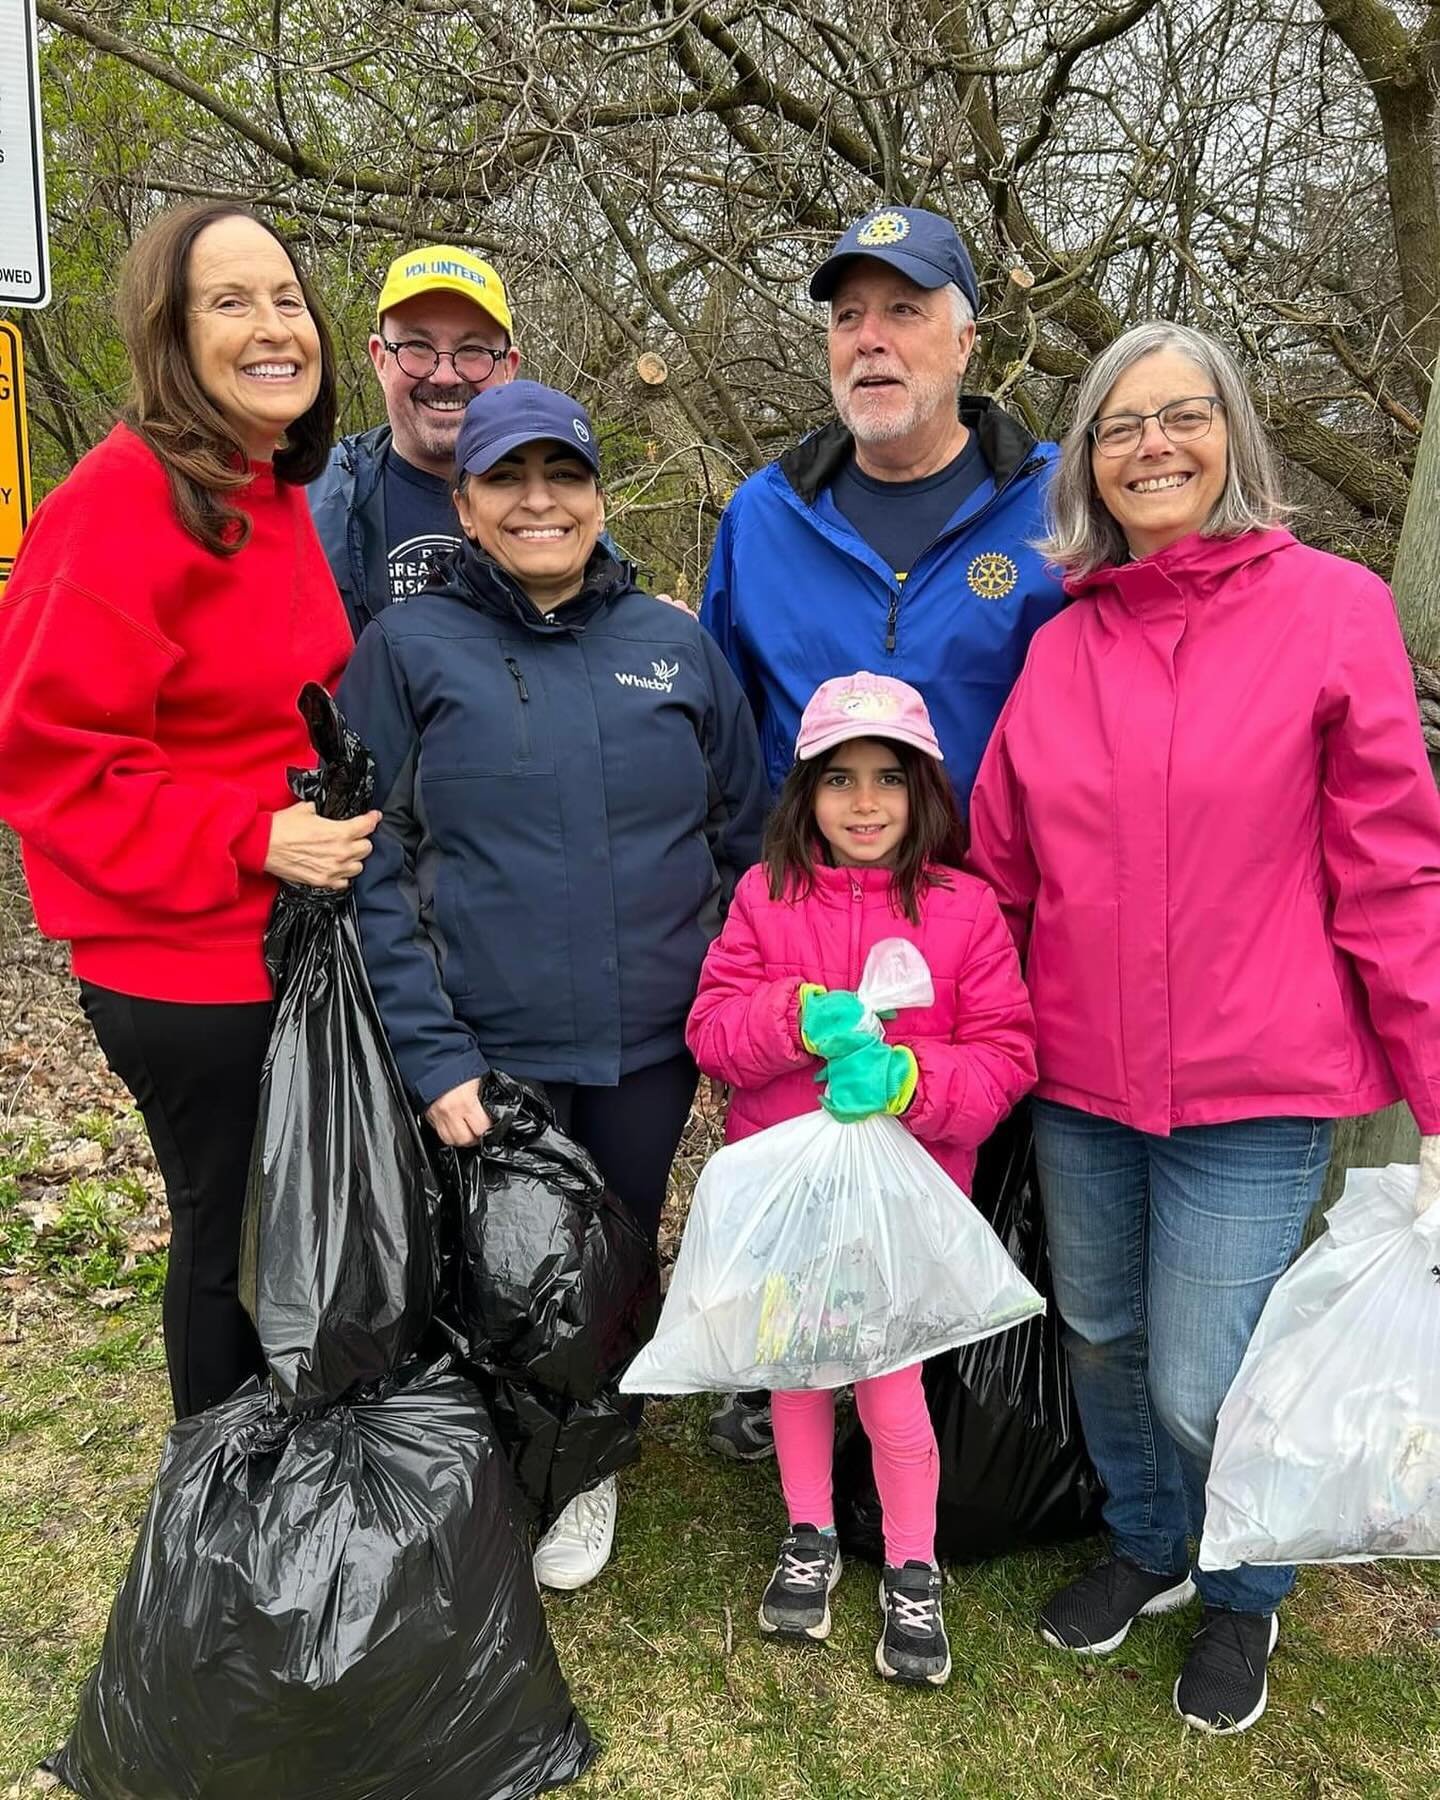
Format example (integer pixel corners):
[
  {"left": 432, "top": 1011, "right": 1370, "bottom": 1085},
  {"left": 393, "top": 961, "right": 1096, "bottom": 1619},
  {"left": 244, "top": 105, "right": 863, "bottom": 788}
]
[
  {"left": 79, "top": 982, "right": 272, "bottom": 1419},
  {"left": 537, "top": 1051, "right": 698, "bottom": 1255}
]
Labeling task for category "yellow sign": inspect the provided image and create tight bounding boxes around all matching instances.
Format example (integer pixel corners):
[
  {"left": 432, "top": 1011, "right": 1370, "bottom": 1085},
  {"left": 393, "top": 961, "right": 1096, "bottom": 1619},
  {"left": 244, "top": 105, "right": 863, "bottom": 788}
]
[{"left": 0, "top": 321, "right": 32, "bottom": 587}]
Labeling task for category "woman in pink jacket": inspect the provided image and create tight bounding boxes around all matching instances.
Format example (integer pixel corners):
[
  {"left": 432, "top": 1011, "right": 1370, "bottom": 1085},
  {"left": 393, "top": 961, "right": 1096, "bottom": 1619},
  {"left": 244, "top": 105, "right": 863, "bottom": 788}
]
[
  {"left": 968, "top": 320, "right": 1440, "bottom": 1736},
  {"left": 688, "top": 671, "right": 1036, "bottom": 1689}
]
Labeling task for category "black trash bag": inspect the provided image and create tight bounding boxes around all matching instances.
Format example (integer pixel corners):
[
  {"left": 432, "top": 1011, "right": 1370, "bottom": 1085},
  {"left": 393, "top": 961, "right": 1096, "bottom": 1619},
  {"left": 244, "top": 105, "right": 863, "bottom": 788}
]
[
  {"left": 835, "top": 1103, "right": 1105, "bottom": 1562},
  {"left": 52, "top": 1360, "right": 598, "bottom": 1800},
  {"left": 436, "top": 1071, "right": 659, "bottom": 1525},
  {"left": 239, "top": 682, "right": 437, "bottom": 1413},
  {"left": 478, "top": 1373, "right": 642, "bottom": 1529},
  {"left": 447, "top": 1071, "right": 661, "bottom": 1402}
]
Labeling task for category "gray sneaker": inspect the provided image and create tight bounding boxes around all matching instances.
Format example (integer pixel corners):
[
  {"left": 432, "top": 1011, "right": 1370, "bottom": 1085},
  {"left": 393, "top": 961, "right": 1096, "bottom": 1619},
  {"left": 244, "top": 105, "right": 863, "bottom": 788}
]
[
  {"left": 876, "top": 1562, "right": 951, "bottom": 1686},
  {"left": 708, "top": 1390, "right": 774, "bottom": 1462},
  {"left": 758, "top": 1525, "right": 842, "bottom": 1640}
]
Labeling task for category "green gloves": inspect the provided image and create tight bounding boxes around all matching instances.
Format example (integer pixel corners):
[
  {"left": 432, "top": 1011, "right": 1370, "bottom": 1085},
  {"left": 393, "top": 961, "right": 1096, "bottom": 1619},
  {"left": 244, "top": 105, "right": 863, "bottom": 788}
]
[
  {"left": 798, "top": 981, "right": 917, "bottom": 1121},
  {"left": 799, "top": 985, "right": 882, "bottom": 1060},
  {"left": 820, "top": 1041, "right": 918, "bottom": 1123}
]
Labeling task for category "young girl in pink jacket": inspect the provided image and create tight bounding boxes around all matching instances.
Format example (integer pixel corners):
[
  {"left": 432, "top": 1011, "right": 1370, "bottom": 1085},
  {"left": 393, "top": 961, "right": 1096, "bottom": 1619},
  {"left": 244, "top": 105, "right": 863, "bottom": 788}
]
[{"left": 686, "top": 672, "right": 1036, "bottom": 1688}]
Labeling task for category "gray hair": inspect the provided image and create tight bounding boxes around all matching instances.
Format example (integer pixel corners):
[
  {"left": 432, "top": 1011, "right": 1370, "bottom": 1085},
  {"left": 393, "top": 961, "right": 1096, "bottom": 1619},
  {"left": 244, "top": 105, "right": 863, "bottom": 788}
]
[
  {"left": 1039, "top": 320, "right": 1289, "bottom": 577},
  {"left": 945, "top": 282, "right": 974, "bottom": 333}
]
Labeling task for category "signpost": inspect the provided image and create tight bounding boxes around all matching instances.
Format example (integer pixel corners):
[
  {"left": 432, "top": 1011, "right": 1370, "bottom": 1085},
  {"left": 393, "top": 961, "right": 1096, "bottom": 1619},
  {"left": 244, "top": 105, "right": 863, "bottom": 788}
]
[
  {"left": 0, "top": 0, "right": 50, "bottom": 309},
  {"left": 0, "top": 322, "right": 32, "bottom": 586}
]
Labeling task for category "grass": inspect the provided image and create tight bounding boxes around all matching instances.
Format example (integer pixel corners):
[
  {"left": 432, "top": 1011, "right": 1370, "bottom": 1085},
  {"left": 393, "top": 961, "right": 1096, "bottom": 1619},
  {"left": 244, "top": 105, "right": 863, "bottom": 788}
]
[
  {"left": 2, "top": 1293, "right": 1439, "bottom": 1799},
  {"left": 1, "top": 1061, "right": 1437, "bottom": 1798}
]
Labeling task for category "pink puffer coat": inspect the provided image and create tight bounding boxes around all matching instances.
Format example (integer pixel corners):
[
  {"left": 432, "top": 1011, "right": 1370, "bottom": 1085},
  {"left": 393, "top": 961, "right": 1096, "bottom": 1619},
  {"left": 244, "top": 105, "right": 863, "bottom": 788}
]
[
  {"left": 967, "top": 528, "right": 1440, "bottom": 1135},
  {"left": 686, "top": 860, "right": 1037, "bottom": 1192}
]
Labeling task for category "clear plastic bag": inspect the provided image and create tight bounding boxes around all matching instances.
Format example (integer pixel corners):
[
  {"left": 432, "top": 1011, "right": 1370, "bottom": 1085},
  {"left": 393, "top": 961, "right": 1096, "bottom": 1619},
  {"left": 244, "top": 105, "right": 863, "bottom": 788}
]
[
  {"left": 1200, "top": 1163, "right": 1440, "bottom": 1569},
  {"left": 622, "top": 941, "right": 1043, "bottom": 1394}
]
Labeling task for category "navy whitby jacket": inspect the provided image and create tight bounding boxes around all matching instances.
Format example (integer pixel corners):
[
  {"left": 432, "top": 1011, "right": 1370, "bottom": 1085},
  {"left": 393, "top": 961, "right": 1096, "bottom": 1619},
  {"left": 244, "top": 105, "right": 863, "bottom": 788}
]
[
  {"left": 337, "top": 544, "right": 768, "bottom": 1108},
  {"left": 700, "top": 397, "right": 1066, "bottom": 800}
]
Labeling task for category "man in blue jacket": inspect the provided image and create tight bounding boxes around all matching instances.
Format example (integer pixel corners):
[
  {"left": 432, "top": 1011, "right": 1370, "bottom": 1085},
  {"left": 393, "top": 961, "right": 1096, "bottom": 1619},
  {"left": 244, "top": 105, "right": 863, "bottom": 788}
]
[
  {"left": 701, "top": 206, "right": 1065, "bottom": 804},
  {"left": 309, "top": 244, "right": 521, "bottom": 637},
  {"left": 700, "top": 205, "right": 1066, "bottom": 1463}
]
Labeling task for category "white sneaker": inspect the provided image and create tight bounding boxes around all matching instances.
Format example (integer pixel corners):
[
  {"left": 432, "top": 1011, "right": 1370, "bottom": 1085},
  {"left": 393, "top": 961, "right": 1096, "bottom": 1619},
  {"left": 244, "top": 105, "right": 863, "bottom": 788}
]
[{"left": 533, "top": 1476, "right": 618, "bottom": 1591}]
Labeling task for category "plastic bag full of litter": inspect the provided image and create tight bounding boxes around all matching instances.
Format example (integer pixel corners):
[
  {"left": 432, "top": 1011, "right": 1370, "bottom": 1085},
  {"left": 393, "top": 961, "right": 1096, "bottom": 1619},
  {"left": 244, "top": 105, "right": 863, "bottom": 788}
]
[
  {"left": 622, "top": 939, "right": 1043, "bottom": 1394},
  {"left": 1200, "top": 1163, "right": 1440, "bottom": 1569}
]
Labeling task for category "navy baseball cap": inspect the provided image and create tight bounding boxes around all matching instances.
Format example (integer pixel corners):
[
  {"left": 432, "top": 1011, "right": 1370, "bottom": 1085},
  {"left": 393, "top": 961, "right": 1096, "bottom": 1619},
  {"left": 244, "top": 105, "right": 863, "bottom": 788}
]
[
  {"left": 455, "top": 379, "right": 600, "bottom": 478},
  {"left": 810, "top": 207, "right": 980, "bottom": 314}
]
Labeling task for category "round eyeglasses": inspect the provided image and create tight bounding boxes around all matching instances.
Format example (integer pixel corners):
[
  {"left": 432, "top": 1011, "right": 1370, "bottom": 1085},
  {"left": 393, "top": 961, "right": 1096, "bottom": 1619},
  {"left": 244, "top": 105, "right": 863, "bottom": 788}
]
[
  {"left": 379, "top": 338, "right": 508, "bottom": 382},
  {"left": 1088, "top": 395, "right": 1224, "bottom": 457}
]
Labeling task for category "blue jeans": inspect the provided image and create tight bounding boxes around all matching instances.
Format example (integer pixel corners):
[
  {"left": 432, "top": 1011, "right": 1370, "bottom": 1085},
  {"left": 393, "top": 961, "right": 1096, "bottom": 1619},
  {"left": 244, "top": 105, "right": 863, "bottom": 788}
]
[{"left": 1032, "top": 1100, "right": 1332, "bottom": 1614}]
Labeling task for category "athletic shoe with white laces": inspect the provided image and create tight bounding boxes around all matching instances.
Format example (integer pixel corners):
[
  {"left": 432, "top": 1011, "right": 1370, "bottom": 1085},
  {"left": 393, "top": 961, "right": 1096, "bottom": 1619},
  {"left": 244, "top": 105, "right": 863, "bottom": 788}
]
[
  {"left": 758, "top": 1525, "right": 842, "bottom": 1640},
  {"left": 533, "top": 1475, "right": 618, "bottom": 1591},
  {"left": 1174, "top": 1608, "right": 1280, "bottom": 1735},
  {"left": 876, "top": 1562, "right": 951, "bottom": 1686}
]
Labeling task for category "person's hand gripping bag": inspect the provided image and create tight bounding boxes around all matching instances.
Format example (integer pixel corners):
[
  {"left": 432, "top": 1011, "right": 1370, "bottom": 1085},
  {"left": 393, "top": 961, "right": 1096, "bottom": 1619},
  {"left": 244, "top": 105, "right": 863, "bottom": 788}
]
[
  {"left": 1200, "top": 1162, "right": 1440, "bottom": 1569},
  {"left": 622, "top": 939, "right": 1044, "bottom": 1395}
]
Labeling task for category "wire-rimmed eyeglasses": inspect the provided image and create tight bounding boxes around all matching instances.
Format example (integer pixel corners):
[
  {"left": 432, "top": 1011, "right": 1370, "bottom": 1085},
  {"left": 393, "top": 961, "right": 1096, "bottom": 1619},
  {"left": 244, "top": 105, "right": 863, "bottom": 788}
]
[{"left": 1088, "top": 395, "right": 1225, "bottom": 457}]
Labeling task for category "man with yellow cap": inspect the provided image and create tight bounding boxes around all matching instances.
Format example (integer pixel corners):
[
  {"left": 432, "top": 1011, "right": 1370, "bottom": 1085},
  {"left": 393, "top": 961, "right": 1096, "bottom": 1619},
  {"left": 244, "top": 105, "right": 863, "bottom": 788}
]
[{"left": 310, "top": 245, "right": 520, "bottom": 636}]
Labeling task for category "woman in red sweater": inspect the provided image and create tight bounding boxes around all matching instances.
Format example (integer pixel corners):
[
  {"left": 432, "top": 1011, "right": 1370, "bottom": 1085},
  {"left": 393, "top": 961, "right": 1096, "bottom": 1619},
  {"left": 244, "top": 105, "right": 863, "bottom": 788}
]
[{"left": 0, "top": 203, "right": 378, "bottom": 1417}]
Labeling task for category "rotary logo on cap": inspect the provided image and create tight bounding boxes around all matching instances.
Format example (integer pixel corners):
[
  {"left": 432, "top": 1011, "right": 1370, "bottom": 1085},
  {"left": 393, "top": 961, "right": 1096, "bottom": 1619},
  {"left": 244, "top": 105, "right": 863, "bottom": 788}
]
[
  {"left": 856, "top": 210, "right": 911, "bottom": 247},
  {"left": 573, "top": 418, "right": 591, "bottom": 444}
]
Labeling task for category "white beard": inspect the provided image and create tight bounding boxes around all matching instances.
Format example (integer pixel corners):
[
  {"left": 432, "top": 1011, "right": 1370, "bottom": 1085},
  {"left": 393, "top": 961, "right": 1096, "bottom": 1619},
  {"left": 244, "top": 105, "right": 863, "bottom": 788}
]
[{"left": 832, "top": 367, "right": 955, "bottom": 446}]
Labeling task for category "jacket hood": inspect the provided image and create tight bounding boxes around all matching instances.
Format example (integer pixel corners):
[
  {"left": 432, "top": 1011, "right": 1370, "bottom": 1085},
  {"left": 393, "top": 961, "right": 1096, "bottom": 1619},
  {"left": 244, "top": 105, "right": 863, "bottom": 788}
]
[
  {"left": 438, "top": 536, "right": 634, "bottom": 633},
  {"left": 778, "top": 395, "right": 1043, "bottom": 505},
  {"left": 1064, "top": 527, "right": 1297, "bottom": 611}
]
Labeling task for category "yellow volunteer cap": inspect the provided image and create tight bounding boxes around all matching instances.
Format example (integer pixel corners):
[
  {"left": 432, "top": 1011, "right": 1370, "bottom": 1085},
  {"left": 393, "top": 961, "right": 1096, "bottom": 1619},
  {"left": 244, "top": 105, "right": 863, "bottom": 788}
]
[{"left": 375, "top": 245, "right": 513, "bottom": 336}]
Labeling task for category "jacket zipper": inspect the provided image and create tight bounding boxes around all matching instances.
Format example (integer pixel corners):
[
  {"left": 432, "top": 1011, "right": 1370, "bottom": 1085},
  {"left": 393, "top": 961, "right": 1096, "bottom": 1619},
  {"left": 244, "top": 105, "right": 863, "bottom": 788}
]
[
  {"left": 849, "top": 875, "right": 864, "bottom": 979},
  {"left": 505, "top": 655, "right": 532, "bottom": 758},
  {"left": 881, "top": 453, "right": 1047, "bottom": 660}
]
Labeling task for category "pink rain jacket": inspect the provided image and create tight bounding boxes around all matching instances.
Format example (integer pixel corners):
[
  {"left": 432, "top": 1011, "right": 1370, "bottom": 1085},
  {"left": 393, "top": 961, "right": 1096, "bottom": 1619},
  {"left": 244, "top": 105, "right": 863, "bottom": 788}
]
[
  {"left": 686, "top": 860, "right": 1037, "bottom": 1192},
  {"left": 968, "top": 529, "right": 1440, "bottom": 1136}
]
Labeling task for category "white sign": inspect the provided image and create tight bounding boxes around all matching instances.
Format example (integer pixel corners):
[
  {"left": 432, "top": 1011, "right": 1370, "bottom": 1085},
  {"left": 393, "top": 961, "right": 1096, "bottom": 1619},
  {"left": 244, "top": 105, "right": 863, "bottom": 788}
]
[{"left": 0, "top": 0, "right": 49, "bottom": 309}]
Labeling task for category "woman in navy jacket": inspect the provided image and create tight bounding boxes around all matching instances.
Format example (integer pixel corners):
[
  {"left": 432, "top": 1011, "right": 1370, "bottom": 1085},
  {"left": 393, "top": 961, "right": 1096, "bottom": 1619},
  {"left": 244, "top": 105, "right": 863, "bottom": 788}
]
[{"left": 338, "top": 381, "right": 767, "bottom": 1588}]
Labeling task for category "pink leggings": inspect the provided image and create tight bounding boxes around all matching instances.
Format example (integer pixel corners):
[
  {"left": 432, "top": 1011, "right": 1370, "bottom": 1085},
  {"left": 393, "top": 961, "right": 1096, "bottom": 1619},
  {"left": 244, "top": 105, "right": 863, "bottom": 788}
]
[{"left": 772, "top": 1363, "right": 938, "bottom": 1566}]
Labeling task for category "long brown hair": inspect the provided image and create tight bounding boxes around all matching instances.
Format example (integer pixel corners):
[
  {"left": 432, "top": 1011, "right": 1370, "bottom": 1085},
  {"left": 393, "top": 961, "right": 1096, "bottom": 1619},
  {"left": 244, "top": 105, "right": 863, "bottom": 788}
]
[
  {"left": 115, "top": 202, "right": 337, "bottom": 555},
  {"left": 763, "top": 737, "right": 968, "bottom": 926}
]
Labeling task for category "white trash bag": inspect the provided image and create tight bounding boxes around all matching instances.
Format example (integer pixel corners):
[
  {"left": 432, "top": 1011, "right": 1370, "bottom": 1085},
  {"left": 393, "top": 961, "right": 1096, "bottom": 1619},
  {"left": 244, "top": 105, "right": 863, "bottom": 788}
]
[
  {"left": 1200, "top": 1163, "right": 1440, "bottom": 1569},
  {"left": 622, "top": 940, "right": 1043, "bottom": 1395}
]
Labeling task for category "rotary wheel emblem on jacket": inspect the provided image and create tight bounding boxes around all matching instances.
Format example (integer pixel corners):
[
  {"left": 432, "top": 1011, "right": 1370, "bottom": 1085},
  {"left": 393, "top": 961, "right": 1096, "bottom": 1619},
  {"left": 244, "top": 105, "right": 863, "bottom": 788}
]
[
  {"left": 968, "top": 552, "right": 1019, "bottom": 599},
  {"left": 856, "top": 210, "right": 911, "bottom": 247}
]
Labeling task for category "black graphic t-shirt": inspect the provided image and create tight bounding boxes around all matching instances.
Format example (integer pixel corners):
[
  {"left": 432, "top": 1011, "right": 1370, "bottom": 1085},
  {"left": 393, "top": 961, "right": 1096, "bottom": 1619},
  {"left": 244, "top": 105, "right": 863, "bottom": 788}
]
[
  {"left": 384, "top": 449, "right": 463, "bottom": 603},
  {"left": 829, "top": 435, "right": 987, "bottom": 581}
]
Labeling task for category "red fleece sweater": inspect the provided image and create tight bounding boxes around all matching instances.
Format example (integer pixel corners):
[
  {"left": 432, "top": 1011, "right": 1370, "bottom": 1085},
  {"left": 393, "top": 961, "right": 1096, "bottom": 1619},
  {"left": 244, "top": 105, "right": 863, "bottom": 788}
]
[{"left": 0, "top": 424, "right": 351, "bottom": 1002}]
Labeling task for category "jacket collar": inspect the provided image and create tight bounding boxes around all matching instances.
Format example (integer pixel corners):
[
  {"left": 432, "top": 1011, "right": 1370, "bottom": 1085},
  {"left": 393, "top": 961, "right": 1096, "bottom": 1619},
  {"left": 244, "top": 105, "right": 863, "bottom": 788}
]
[
  {"left": 777, "top": 395, "right": 1043, "bottom": 505},
  {"left": 803, "top": 860, "right": 904, "bottom": 905},
  {"left": 440, "top": 537, "right": 633, "bottom": 634},
  {"left": 332, "top": 422, "right": 393, "bottom": 510},
  {"left": 1065, "top": 527, "right": 1296, "bottom": 613}
]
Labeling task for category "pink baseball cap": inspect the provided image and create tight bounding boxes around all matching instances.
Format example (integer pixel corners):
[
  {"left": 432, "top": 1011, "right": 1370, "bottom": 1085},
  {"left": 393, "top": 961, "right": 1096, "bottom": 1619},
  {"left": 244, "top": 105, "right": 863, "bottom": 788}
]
[{"left": 795, "top": 671, "right": 944, "bottom": 763}]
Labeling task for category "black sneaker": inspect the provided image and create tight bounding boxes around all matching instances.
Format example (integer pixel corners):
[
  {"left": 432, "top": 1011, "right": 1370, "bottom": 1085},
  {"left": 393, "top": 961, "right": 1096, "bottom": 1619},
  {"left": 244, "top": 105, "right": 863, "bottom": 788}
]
[
  {"left": 758, "top": 1525, "right": 842, "bottom": 1640},
  {"left": 1039, "top": 1554, "right": 1197, "bottom": 1654},
  {"left": 1174, "top": 1608, "right": 1280, "bottom": 1734},
  {"left": 875, "top": 1562, "right": 951, "bottom": 1686},
  {"left": 708, "top": 1390, "right": 775, "bottom": 1462}
]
